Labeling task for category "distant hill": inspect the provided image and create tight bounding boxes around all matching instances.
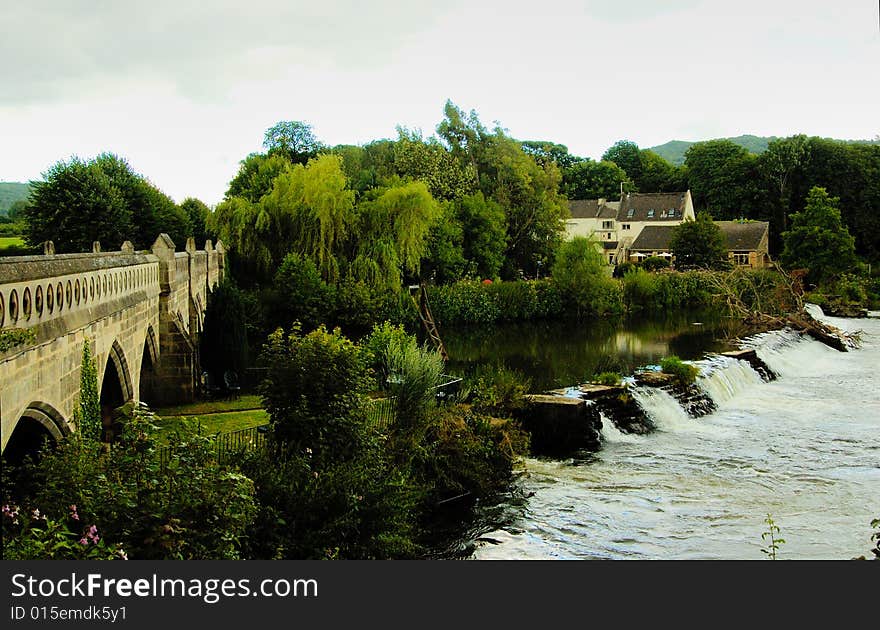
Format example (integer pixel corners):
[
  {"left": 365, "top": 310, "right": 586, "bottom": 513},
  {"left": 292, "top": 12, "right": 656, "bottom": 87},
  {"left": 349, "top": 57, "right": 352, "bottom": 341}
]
[
  {"left": 648, "top": 135, "right": 880, "bottom": 166},
  {"left": 0, "top": 182, "right": 31, "bottom": 215}
]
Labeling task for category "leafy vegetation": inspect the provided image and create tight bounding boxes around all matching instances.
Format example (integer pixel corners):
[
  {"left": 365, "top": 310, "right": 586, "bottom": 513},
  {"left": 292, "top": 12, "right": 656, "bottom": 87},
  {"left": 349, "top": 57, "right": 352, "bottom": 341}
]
[{"left": 660, "top": 356, "right": 699, "bottom": 385}]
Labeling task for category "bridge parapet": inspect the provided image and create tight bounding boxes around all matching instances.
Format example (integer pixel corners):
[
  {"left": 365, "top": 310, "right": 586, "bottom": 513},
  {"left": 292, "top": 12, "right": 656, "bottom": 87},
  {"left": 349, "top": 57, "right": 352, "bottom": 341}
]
[{"left": 0, "top": 244, "right": 160, "bottom": 340}]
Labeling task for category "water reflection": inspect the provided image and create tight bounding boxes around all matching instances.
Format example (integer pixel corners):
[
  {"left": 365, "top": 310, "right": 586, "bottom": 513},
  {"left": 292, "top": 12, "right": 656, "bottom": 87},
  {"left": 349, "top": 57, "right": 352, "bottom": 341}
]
[{"left": 443, "top": 312, "right": 741, "bottom": 391}]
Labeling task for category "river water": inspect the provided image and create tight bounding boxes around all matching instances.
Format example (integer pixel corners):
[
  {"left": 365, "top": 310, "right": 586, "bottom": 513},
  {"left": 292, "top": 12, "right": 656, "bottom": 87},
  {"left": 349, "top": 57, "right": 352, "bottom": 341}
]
[{"left": 462, "top": 307, "right": 880, "bottom": 560}]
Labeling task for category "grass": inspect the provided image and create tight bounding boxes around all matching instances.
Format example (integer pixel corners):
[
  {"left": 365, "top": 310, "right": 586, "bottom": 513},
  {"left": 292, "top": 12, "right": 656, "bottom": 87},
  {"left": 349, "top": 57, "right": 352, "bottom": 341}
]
[
  {"left": 154, "top": 394, "right": 262, "bottom": 417},
  {"left": 0, "top": 236, "right": 25, "bottom": 249},
  {"left": 153, "top": 395, "right": 267, "bottom": 442}
]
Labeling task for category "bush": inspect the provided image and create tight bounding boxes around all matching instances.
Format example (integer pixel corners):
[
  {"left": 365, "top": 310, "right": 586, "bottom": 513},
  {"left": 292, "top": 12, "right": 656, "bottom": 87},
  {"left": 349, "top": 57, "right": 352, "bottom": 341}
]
[
  {"left": 641, "top": 256, "right": 670, "bottom": 271},
  {"left": 660, "top": 356, "right": 699, "bottom": 385},
  {"left": 9, "top": 404, "right": 257, "bottom": 559},
  {"left": 552, "top": 237, "right": 623, "bottom": 316},
  {"left": 594, "top": 372, "right": 622, "bottom": 386},
  {"left": 467, "top": 364, "right": 531, "bottom": 418}
]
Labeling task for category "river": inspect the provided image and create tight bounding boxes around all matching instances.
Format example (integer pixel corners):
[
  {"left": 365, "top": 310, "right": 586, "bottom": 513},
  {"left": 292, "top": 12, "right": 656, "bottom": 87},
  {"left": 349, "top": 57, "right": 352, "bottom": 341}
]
[{"left": 453, "top": 307, "right": 880, "bottom": 560}]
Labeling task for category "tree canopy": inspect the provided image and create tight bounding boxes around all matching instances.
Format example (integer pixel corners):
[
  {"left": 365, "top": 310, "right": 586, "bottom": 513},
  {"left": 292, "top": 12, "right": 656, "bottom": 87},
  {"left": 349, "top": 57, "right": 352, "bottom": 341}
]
[
  {"left": 781, "top": 186, "right": 859, "bottom": 284},
  {"left": 670, "top": 212, "right": 729, "bottom": 270}
]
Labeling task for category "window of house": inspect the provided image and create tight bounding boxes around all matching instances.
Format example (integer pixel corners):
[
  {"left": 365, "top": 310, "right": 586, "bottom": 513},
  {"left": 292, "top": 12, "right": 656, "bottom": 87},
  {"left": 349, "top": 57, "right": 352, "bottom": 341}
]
[
  {"left": 602, "top": 220, "right": 614, "bottom": 229},
  {"left": 733, "top": 252, "right": 750, "bottom": 266},
  {"left": 622, "top": 224, "right": 631, "bottom": 230},
  {"left": 660, "top": 210, "right": 667, "bottom": 218},
  {"left": 627, "top": 209, "right": 635, "bottom": 218},
  {"left": 669, "top": 208, "right": 676, "bottom": 217},
  {"left": 608, "top": 254, "right": 615, "bottom": 264},
  {"left": 647, "top": 209, "right": 655, "bottom": 218}
]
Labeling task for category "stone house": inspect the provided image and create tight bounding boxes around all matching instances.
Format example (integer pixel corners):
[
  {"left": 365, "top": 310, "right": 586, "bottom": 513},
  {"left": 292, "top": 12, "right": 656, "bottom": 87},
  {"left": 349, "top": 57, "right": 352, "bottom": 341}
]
[
  {"left": 565, "top": 191, "right": 696, "bottom": 264},
  {"left": 625, "top": 220, "right": 771, "bottom": 268}
]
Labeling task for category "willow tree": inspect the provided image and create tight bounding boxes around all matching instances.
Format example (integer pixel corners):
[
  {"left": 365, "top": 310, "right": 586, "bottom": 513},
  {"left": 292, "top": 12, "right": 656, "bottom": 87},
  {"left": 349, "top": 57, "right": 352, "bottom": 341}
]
[
  {"left": 212, "top": 154, "right": 354, "bottom": 282},
  {"left": 350, "top": 181, "right": 439, "bottom": 293}
]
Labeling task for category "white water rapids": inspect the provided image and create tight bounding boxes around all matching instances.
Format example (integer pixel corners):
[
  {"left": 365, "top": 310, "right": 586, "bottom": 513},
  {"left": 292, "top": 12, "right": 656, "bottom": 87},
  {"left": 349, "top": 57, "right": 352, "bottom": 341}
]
[{"left": 472, "top": 308, "right": 880, "bottom": 559}]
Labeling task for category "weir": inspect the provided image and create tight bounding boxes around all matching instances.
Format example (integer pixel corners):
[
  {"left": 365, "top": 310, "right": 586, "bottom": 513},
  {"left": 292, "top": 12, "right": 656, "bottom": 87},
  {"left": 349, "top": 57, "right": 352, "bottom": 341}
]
[{"left": 529, "top": 329, "right": 815, "bottom": 452}]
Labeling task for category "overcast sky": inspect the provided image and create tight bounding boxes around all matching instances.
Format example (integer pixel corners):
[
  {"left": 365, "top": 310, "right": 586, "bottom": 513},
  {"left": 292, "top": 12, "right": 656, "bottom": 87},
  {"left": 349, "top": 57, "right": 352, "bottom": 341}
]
[{"left": 2, "top": 0, "right": 878, "bottom": 206}]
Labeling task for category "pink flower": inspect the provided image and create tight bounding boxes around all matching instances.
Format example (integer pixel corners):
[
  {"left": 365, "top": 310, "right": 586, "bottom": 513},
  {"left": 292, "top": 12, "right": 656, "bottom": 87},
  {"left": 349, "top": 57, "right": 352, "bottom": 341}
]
[
  {"left": 69, "top": 505, "right": 80, "bottom": 521},
  {"left": 79, "top": 537, "right": 89, "bottom": 546}
]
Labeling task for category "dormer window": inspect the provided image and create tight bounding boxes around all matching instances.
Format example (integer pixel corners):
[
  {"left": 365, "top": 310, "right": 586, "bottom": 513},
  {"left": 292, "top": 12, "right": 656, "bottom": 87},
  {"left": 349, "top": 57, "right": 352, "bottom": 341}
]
[
  {"left": 647, "top": 209, "right": 655, "bottom": 218},
  {"left": 669, "top": 208, "right": 676, "bottom": 217},
  {"left": 626, "top": 209, "right": 635, "bottom": 218}
]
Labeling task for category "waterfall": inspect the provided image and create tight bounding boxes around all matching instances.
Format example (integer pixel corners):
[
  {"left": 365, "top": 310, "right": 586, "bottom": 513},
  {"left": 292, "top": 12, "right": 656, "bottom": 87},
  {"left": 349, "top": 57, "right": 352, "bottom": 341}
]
[
  {"left": 599, "top": 411, "right": 642, "bottom": 444},
  {"left": 629, "top": 386, "right": 693, "bottom": 432},
  {"left": 696, "top": 356, "right": 764, "bottom": 406}
]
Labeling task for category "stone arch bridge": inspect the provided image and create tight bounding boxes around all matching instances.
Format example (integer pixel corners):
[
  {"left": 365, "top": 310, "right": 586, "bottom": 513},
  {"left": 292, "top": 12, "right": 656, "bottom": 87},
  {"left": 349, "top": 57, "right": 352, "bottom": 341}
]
[{"left": 0, "top": 235, "right": 225, "bottom": 459}]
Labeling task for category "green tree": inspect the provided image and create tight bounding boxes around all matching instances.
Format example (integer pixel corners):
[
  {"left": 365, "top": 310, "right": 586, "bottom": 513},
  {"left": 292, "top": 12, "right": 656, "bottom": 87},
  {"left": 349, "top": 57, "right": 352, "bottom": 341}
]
[
  {"left": 684, "top": 140, "right": 764, "bottom": 220},
  {"left": 393, "top": 128, "right": 477, "bottom": 201},
  {"left": 551, "top": 236, "right": 621, "bottom": 315},
  {"left": 455, "top": 192, "right": 507, "bottom": 279},
  {"left": 670, "top": 212, "right": 729, "bottom": 270},
  {"left": 200, "top": 280, "right": 250, "bottom": 381},
  {"left": 25, "top": 158, "right": 130, "bottom": 253},
  {"left": 562, "top": 159, "right": 630, "bottom": 199},
  {"left": 421, "top": 201, "right": 467, "bottom": 284},
  {"left": 225, "top": 153, "right": 291, "bottom": 203},
  {"left": 269, "top": 252, "right": 335, "bottom": 331},
  {"left": 602, "top": 140, "right": 643, "bottom": 182},
  {"left": 637, "top": 150, "right": 687, "bottom": 192},
  {"left": 263, "top": 120, "right": 323, "bottom": 165},
  {"left": 781, "top": 186, "right": 858, "bottom": 284},
  {"left": 520, "top": 140, "right": 581, "bottom": 170},
  {"left": 179, "top": 197, "right": 211, "bottom": 246}
]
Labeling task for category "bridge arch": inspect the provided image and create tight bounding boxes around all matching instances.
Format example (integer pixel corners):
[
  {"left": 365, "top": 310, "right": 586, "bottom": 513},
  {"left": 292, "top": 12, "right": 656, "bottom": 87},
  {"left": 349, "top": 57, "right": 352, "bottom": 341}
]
[
  {"left": 2, "top": 402, "right": 69, "bottom": 466},
  {"left": 100, "top": 340, "right": 133, "bottom": 441},
  {"left": 138, "top": 325, "right": 160, "bottom": 407}
]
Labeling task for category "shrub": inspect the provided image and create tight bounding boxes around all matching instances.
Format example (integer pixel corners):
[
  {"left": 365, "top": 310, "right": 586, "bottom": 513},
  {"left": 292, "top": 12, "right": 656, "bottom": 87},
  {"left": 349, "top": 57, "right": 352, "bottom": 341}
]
[
  {"left": 641, "top": 256, "right": 670, "bottom": 271},
  {"left": 594, "top": 372, "right": 622, "bottom": 386},
  {"left": 10, "top": 404, "right": 257, "bottom": 559},
  {"left": 467, "top": 365, "right": 531, "bottom": 418},
  {"left": 660, "top": 355, "right": 699, "bottom": 385},
  {"left": 551, "top": 237, "right": 623, "bottom": 316}
]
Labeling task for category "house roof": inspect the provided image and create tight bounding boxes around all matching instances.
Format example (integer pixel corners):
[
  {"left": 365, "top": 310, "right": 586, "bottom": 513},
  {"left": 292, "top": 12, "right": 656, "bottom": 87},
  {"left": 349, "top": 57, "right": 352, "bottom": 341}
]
[
  {"left": 568, "top": 199, "right": 600, "bottom": 219},
  {"left": 630, "top": 225, "right": 675, "bottom": 251},
  {"left": 617, "top": 192, "right": 688, "bottom": 222},
  {"left": 568, "top": 199, "right": 619, "bottom": 219},
  {"left": 716, "top": 221, "right": 769, "bottom": 251}
]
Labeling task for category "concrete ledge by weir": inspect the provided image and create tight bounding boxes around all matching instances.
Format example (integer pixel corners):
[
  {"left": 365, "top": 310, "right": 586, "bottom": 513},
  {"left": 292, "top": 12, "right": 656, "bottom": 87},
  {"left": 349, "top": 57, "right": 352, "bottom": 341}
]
[{"left": 519, "top": 395, "right": 601, "bottom": 455}]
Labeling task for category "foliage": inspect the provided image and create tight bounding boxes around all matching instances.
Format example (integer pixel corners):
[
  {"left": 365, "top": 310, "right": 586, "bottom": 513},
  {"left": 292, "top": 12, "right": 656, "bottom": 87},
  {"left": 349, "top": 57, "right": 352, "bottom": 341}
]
[
  {"left": 224, "top": 153, "right": 291, "bottom": 204},
  {"left": 640, "top": 256, "right": 670, "bottom": 272},
  {"left": 602, "top": 140, "right": 643, "bottom": 182},
  {"left": 24, "top": 154, "right": 192, "bottom": 253},
  {"left": 670, "top": 212, "right": 730, "bottom": 270},
  {"left": 594, "top": 372, "right": 622, "bottom": 386},
  {"left": 2, "top": 503, "right": 126, "bottom": 560},
  {"left": 428, "top": 279, "right": 565, "bottom": 325},
  {"left": 259, "top": 325, "right": 372, "bottom": 466},
  {"left": 263, "top": 120, "right": 323, "bottom": 165},
  {"left": 455, "top": 192, "right": 508, "bottom": 280},
  {"left": 77, "top": 340, "right": 101, "bottom": 443},
  {"left": 247, "top": 324, "right": 420, "bottom": 559},
  {"left": 414, "top": 407, "right": 528, "bottom": 507},
  {"left": 761, "top": 514, "right": 785, "bottom": 560},
  {"left": 179, "top": 197, "right": 211, "bottom": 246},
  {"left": 660, "top": 356, "right": 699, "bottom": 385},
  {"left": 200, "top": 280, "right": 250, "bottom": 382},
  {"left": 0, "top": 328, "right": 36, "bottom": 353},
  {"left": 467, "top": 364, "right": 531, "bottom": 418},
  {"left": 622, "top": 268, "right": 714, "bottom": 314},
  {"left": 551, "top": 236, "right": 623, "bottom": 316},
  {"left": 781, "top": 187, "right": 859, "bottom": 285},
  {"left": 421, "top": 201, "right": 467, "bottom": 284},
  {"left": 269, "top": 252, "right": 336, "bottom": 331},
  {"left": 361, "top": 322, "right": 416, "bottom": 389},
  {"left": 684, "top": 140, "right": 764, "bottom": 221},
  {"left": 562, "top": 159, "right": 630, "bottom": 200},
  {"left": 10, "top": 404, "right": 257, "bottom": 559}
]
